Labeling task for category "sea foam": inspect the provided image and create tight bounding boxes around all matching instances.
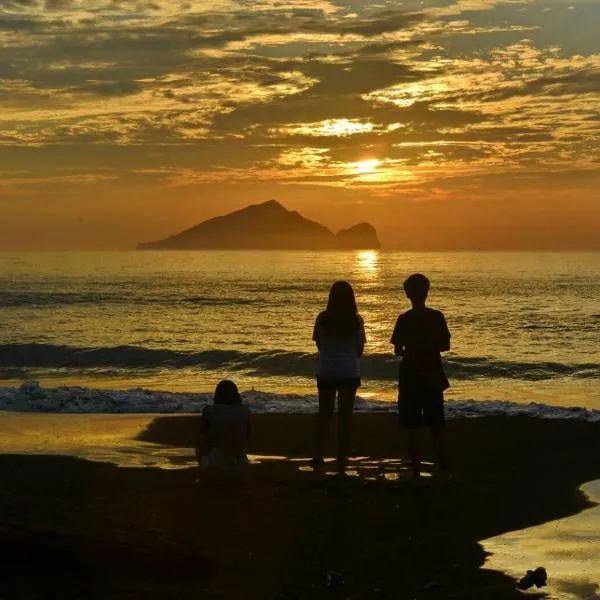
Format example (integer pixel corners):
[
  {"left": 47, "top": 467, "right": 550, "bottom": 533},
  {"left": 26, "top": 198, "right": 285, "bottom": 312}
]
[{"left": 0, "top": 381, "right": 599, "bottom": 422}]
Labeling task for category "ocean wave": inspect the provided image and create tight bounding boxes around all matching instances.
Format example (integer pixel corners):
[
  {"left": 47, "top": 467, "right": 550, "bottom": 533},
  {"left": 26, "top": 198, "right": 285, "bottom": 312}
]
[
  {"left": 1, "top": 381, "right": 599, "bottom": 421},
  {"left": 0, "top": 343, "right": 598, "bottom": 382},
  {"left": 0, "top": 291, "right": 257, "bottom": 308}
]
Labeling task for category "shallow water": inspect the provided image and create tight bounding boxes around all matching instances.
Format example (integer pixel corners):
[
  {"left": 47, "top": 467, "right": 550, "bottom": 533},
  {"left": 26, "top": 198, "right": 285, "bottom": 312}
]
[
  {"left": 483, "top": 480, "right": 600, "bottom": 600},
  {"left": 0, "top": 412, "right": 193, "bottom": 469}
]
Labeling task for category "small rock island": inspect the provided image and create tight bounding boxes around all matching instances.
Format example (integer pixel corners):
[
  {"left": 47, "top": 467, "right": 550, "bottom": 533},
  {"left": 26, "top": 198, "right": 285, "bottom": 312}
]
[{"left": 137, "top": 200, "right": 380, "bottom": 250}]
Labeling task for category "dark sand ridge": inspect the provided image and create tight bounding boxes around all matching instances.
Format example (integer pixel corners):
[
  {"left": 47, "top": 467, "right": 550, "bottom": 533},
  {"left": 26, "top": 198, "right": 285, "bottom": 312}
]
[{"left": 2, "top": 414, "right": 600, "bottom": 599}]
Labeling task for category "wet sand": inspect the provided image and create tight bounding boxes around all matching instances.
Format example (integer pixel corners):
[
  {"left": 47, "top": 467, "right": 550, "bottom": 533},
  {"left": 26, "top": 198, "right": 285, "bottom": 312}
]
[{"left": 1, "top": 413, "right": 600, "bottom": 599}]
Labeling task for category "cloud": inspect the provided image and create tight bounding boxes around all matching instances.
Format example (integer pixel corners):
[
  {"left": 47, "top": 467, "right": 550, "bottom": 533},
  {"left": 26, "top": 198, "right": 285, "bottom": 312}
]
[
  {"left": 354, "top": 40, "right": 427, "bottom": 56},
  {"left": 0, "top": 15, "right": 41, "bottom": 30},
  {"left": 0, "top": 0, "right": 39, "bottom": 6},
  {"left": 477, "top": 68, "right": 600, "bottom": 101},
  {"left": 74, "top": 80, "right": 142, "bottom": 96},
  {"left": 0, "top": 0, "right": 597, "bottom": 203},
  {"left": 320, "top": 10, "right": 424, "bottom": 36}
]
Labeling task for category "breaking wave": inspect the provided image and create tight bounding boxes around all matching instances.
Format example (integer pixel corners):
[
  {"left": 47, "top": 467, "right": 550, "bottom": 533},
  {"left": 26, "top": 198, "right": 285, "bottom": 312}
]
[
  {"left": 0, "top": 343, "right": 598, "bottom": 382},
  {"left": 1, "top": 381, "right": 599, "bottom": 421}
]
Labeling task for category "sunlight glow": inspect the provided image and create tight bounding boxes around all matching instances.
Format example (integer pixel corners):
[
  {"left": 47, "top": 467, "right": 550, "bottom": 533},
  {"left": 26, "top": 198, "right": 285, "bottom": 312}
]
[
  {"left": 271, "top": 119, "right": 374, "bottom": 138},
  {"left": 317, "top": 119, "right": 374, "bottom": 137},
  {"left": 351, "top": 159, "right": 381, "bottom": 174}
]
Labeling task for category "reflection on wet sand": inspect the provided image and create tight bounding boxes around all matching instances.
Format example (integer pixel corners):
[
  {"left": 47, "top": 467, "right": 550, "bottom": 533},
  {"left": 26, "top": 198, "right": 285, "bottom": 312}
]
[
  {"left": 250, "top": 455, "right": 435, "bottom": 483},
  {"left": 0, "top": 412, "right": 199, "bottom": 469},
  {"left": 484, "top": 479, "right": 600, "bottom": 600}
]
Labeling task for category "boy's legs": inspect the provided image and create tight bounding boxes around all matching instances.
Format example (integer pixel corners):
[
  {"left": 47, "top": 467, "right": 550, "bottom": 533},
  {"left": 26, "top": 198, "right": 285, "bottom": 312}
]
[
  {"left": 430, "top": 427, "right": 450, "bottom": 476},
  {"left": 337, "top": 385, "right": 357, "bottom": 469},
  {"left": 423, "top": 391, "right": 450, "bottom": 477},
  {"left": 314, "top": 387, "right": 336, "bottom": 463},
  {"left": 406, "top": 428, "right": 423, "bottom": 478}
]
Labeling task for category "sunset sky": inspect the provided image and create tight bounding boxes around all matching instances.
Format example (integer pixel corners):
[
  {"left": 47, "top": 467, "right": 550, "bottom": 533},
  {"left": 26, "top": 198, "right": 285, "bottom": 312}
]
[{"left": 1, "top": 0, "right": 599, "bottom": 250}]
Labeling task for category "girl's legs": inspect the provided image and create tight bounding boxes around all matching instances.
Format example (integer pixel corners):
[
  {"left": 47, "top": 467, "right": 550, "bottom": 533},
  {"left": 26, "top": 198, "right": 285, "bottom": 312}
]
[
  {"left": 336, "top": 386, "right": 357, "bottom": 470},
  {"left": 314, "top": 388, "right": 336, "bottom": 464}
]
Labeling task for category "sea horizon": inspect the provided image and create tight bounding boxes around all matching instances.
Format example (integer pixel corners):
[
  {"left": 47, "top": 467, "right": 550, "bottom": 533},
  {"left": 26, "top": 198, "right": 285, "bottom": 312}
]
[{"left": 2, "top": 248, "right": 600, "bottom": 253}]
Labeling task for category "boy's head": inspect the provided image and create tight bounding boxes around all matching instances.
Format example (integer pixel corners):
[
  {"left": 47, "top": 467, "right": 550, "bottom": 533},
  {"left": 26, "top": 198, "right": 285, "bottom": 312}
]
[{"left": 403, "top": 273, "right": 430, "bottom": 305}]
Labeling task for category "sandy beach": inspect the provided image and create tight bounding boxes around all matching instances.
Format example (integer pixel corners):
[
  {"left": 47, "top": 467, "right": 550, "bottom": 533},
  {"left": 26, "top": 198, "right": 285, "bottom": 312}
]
[{"left": 1, "top": 413, "right": 600, "bottom": 599}]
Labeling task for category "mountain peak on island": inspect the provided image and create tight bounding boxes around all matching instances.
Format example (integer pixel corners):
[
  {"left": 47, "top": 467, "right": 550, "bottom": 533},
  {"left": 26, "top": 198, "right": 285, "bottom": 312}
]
[
  {"left": 240, "top": 199, "right": 296, "bottom": 218},
  {"left": 241, "top": 199, "right": 286, "bottom": 213},
  {"left": 259, "top": 199, "right": 285, "bottom": 209},
  {"left": 137, "top": 200, "right": 380, "bottom": 250}
]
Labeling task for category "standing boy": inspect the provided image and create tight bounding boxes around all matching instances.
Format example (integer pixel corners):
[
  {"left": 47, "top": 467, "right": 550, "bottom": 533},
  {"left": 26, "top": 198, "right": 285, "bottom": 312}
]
[{"left": 390, "top": 273, "right": 451, "bottom": 479}]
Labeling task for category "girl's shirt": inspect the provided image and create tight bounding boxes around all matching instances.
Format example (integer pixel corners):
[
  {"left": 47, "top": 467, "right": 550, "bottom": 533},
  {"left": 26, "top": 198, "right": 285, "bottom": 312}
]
[{"left": 313, "top": 313, "right": 366, "bottom": 379}]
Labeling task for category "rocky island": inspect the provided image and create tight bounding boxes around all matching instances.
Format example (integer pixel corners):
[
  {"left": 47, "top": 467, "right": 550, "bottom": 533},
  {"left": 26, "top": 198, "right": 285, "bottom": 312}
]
[{"left": 137, "top": 200, "right": 380, "bottom": 250}]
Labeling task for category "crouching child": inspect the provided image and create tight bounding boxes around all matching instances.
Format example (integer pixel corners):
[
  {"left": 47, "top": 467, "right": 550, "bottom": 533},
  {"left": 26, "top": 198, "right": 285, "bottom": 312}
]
[{"left": 196, "top": 380, "right": 252, "bottom": 470}]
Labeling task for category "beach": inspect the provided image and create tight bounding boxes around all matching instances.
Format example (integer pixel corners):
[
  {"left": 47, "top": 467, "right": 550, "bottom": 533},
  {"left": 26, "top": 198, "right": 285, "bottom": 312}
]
[
  {"left": 1, "top": 250, "right": 599, "bottom": 597},
  {"left": 2, "top": 412, "right": 600, "bottom": 599}
]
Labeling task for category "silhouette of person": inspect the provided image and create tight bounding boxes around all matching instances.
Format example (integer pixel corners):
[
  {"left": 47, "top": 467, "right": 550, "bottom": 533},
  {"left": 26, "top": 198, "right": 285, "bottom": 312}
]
[
  {"left": 312, "top": 281, "right": 366, "bottom": 472},
  {"left": 390, "top": 274, "right": 451, "bottom": 479},
  {"left": 196, "top": 380, "right": 252, "bottom": 468}
]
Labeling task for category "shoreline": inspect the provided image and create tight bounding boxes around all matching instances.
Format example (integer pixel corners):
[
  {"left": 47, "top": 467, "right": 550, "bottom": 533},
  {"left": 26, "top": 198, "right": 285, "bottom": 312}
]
[
  {"left": 1, "top": 414, "right": 600, "bottom": 598},
  {"left": 1, "top": 373, "right": 599, "bottom": 410},
  {"left": 2, "top": 380, "right": 600, "bottom": 416}
]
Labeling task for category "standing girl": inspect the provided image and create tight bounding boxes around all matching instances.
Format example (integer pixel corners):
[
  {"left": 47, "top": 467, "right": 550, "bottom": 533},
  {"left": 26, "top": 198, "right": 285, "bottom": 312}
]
[{"left": 312, "top": 281, "right": 366, "bottom": 471}]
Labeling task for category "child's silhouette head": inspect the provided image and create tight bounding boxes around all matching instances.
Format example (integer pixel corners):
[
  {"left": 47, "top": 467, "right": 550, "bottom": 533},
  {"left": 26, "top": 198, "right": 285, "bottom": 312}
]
[
  {"left": 403, "top": 273, "right": 429, "bottom": 305},
  {"left": 214, "top": 380, "right": 242, "bottom": 405}
]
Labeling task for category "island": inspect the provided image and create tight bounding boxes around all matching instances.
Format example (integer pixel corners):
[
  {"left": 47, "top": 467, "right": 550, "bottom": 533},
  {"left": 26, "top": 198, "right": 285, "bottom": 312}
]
[{"left": 137, "top": 200, "right": 380, "bottom": 250}]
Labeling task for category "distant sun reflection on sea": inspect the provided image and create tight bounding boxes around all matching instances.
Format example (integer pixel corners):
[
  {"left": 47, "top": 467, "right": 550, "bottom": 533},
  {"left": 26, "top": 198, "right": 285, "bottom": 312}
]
[{"left": 356, "top": 250, "right": 379, "bottom": 275}]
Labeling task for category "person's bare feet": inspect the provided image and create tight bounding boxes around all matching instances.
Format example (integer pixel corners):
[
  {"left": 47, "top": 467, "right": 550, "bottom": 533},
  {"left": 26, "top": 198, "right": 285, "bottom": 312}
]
[{"left": 309, "top": 456, "right": 325, "bottom": 471}]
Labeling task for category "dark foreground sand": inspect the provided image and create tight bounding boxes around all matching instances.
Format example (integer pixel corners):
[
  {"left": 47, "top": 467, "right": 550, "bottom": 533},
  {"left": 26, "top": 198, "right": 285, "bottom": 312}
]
[{"left": 2, "top": 414, "right": 600, "bottom": 599}]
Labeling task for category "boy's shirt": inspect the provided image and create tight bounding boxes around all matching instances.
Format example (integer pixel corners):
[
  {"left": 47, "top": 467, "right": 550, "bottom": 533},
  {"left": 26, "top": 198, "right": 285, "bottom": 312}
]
[{"left": 390, "top": 307, "right": 450, "bottom": 391}]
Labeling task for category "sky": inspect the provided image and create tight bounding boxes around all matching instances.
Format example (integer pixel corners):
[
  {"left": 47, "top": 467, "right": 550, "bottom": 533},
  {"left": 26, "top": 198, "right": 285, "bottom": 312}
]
[{"left": 0, "top": 0, "right": 599, "bottom": 250}]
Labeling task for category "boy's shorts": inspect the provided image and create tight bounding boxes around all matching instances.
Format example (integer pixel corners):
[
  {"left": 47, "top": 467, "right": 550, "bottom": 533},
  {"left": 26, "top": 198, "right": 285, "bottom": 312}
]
[{"left": 397, "top": 386, "right": 445, "bottom": 429}]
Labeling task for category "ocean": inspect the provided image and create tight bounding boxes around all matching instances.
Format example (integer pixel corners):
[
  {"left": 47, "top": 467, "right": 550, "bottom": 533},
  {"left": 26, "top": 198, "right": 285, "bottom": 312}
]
[{"left": 0, "top": 250, "right": 599, "bottom": 415}]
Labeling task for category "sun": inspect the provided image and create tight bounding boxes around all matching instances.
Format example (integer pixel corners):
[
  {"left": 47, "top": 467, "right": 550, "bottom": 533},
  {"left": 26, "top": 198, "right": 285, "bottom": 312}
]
[{"left": 351, "top": 159, "right": 381, "bottom": 174}]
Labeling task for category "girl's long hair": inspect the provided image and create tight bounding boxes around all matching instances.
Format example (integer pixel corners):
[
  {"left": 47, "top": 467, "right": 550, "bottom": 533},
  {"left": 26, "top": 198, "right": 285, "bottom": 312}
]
[
  {"left": 319, "top": 281, "right": 360, "bottom": 338},
  {"left": 214, "top": 380, "right": 242, "bottom": 405}
]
